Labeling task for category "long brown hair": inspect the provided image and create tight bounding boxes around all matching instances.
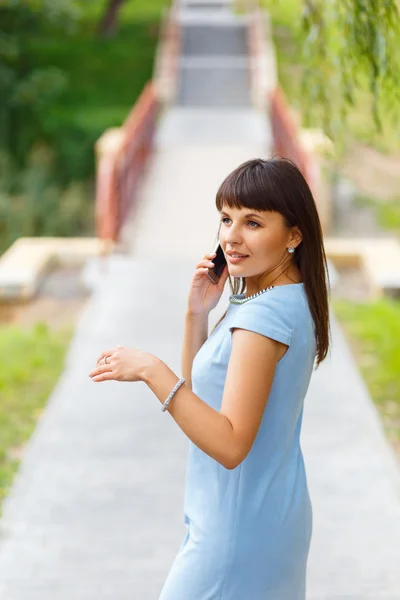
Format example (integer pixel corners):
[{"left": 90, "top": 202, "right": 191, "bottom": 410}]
[{"left": 211, "top": 157, "right": 331, "bottom": 367}]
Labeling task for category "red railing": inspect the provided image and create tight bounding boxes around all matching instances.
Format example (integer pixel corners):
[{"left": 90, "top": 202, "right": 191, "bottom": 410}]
[
  {"left": 247, "top": 6, "right": 274, "bottom": 111},
  {"left": 247, "top": 4, "right": 321, "bottom": 201},
  {"left": 95, "top": 82, "right": 159, "bottom": 243},
  {"left": 269, "top": 85, "right": 320, "bottom": 199},
  {"left": 95, "top": 0, "right": 181, "bottom": 245},
  {"left": 154, "top": 3, "right": 181, "bottom": 104}
]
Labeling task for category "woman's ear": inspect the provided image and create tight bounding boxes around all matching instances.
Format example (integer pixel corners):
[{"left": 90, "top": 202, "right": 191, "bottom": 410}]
[{"left": 290, "top": 226, "right": 303, "bottom": 248}]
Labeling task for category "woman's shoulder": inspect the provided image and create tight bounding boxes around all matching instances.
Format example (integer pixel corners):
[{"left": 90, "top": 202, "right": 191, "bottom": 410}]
[
  {"left": 230, "top": 283, "right": 306, "bottom": 312},
  {"left": 229, "top": 283, "right": 311, "bottom": 333},
  {"left": 225, "top": 284, "right": 305, "bottom": 345}
]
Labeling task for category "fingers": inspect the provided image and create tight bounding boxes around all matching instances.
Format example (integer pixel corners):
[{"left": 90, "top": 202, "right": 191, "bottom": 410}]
[
  {"left": 196, "top": 258, "right": 215, "bottom": 269},
  {"left": 192, "top": 251, "right": 220, "bottom": 282},
  {"left": 89, "top": 364, "right": 112, "bottom": 378},
  {"left": 96, "top": 349, "right": 115, "bottom": 363},
  {"left": 195, "top": 252, "right": 216, "bottom": 273},
  {"left": 92, "top": 345, "right": 125, "bottom": 381},
  {"left": 91, "top": 372, "right": 115, "bottom": 383}
]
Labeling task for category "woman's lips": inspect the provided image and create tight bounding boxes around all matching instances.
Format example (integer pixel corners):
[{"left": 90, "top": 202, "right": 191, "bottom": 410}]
[{"left": 227, "top": 255, "right": 248, "bottom": 264}]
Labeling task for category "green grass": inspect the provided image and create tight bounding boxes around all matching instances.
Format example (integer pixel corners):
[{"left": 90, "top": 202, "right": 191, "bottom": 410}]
[
  {"left": 378, "top": 201, "right": 400, "bottom": 233},
  {"left": 0, "top": 322, "right": 72, "bottom": 513},
  {"left": 333, "top": 298, "right": 400, "bottom": 446}
]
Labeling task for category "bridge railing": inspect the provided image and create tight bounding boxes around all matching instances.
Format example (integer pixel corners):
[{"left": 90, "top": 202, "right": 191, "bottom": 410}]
[
  {"left": 269, "top": 85, "right": 320, "bottom": 197},
  {"left": 269, "top": 85, "right": 332, "bottom": 233},
  {"left": 95, "top": 2, "right": 181, "bottom": 246},
  {"left": 153, "top": 2, "right": 181, "bottom": 105},
  {"left": 95, "top": 83, "right": 159, "bottom": 245},
  {"left": 247, "top": 5, "right": 332, "bottom": 233}
]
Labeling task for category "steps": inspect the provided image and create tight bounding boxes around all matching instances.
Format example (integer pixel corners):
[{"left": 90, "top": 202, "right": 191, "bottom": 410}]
[
  {"left": 175, "top": 2, "right": 251, "bottom": 107},
  {"left": 181, "top": 22, "right": 247, "bottom": 55},
  {"left": 177, "top": 56, "right": 250, "bottom": 106}
]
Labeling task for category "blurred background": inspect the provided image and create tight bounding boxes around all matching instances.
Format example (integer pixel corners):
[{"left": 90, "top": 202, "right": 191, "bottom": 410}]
[{"left": 0, "top": 0, "right": 399, "bottom": 597}]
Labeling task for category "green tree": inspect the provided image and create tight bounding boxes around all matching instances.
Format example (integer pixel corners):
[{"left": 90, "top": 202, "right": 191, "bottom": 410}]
[
  {"left": 265, "top": 0, "right": 400, "bottom": 140},
  {"left": 97, "top": 0, "right": 126, "bottom": 36},
  {"left": 0, "top": 0, "right": 80, "bottom": 165}
]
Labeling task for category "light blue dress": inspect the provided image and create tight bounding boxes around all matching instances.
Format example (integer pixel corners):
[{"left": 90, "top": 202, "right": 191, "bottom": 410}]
[{"left": 160, "top": 283, "right": 316, "bottom": 600}]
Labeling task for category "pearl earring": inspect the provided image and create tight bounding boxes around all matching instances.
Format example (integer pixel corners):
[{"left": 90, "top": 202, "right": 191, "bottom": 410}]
[{"left": 288, "top": 245, "right": 295, "bottom": 254}]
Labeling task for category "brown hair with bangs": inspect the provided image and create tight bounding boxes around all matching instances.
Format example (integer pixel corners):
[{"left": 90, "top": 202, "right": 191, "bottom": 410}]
[{"left": 211, "top": 157, "right": 331, "bottom": 367}]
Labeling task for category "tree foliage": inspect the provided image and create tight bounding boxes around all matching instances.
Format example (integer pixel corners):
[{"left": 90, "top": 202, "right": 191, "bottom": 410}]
[
  {"left": 299, "top": 0, "right": 400, "bottom": 138},
  {"left": 0, "top": 0, "right": 80, "bottom": 163},
  {"left": 98, "top": 0, "right": 126, "bottom": 37},
  {"left": 1, "top": 0, "right": 399, "bottom": 163}
]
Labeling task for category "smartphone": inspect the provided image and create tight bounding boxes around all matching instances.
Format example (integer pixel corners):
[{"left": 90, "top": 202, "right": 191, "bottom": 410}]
[{"left": 207, "top": 243, "right": 227, "bottom": 284}]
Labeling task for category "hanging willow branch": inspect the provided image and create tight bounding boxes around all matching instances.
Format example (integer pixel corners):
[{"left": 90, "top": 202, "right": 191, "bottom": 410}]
[{"left": 299, "top": 0, "right": 400, "bottom": 140}]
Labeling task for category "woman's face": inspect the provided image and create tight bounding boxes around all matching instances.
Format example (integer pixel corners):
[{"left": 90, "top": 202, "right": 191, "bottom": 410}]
[{"left": 218, "top": 205, "right": 295, "bottom": 279}]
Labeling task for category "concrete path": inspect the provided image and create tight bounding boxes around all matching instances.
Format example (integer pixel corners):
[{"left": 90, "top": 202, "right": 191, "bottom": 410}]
[
  {"left": 1, "top": 1, "right": 400, "bottom": 598},
  {"left": 121, "top": 106, "right": 271, "bottom": 257},
  {"left": 303, "top": 318, "right": 400, "bottom": 599},
  {"left": 0, "top": 255, "right": 200, "bottom": 600}
]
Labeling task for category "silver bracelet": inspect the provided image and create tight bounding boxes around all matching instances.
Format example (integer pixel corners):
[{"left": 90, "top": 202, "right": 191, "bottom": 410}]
[{"left": 161, "top": 377, "right": 186, "bottom": 412}]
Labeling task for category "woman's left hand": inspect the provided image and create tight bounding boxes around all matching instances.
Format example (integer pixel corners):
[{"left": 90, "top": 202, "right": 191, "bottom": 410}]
[{"left": 89, "top": 345, "right": 153, "bottom": 383}]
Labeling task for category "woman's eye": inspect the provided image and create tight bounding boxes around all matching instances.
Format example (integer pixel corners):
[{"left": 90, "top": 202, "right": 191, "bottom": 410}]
[{"left": 221, "top": 218, "right": 259, "bottom": 228}]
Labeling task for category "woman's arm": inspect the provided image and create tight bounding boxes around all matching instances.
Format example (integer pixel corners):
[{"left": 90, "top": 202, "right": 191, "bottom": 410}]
[
  {"left": 144, "top": 356, "right": 235, "bottom": 468},
  {"left": 142, "top": 328, "right": 284, "bottom": 470},
  {"left": 181, "top": 310, "right": 208, "bottom": 391},
  {"left": 90, "top": 328, "right": 285, "bottom": 469}
]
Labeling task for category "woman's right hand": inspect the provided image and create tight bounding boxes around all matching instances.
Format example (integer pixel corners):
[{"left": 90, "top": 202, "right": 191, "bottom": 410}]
[{"left": 187, "top": 251, "right": 229, "bottom": 316}]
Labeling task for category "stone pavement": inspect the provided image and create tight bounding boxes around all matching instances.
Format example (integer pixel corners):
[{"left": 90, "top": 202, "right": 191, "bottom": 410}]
[{"left": 1, "top": 1, "right": 400, "bottom": 598}]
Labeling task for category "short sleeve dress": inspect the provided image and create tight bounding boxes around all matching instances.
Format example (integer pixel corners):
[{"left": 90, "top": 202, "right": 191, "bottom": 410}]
[{"left": 159, "top": 282, "right": 317, "bottom": 600}]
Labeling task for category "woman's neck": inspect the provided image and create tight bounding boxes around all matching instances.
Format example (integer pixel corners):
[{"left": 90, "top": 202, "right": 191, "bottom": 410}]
[{"left": 245, "top": 266, "right": 302, "bottom": 296}]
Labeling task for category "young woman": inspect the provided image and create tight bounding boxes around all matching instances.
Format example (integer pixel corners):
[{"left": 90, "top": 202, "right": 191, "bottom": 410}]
[{"left": 89, "top": 157, "right": 331, "bottom": 599}]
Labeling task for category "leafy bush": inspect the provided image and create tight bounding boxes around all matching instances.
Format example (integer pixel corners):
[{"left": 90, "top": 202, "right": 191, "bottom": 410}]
[
  {"left": 0, "top": 148, "right": 94, "bottom": 255},
  {"left": 0, "top": 0, "right": 79, "bottom": 164},
  {"left": 0, "top": 3, "right": 165, "bottom": 250}
]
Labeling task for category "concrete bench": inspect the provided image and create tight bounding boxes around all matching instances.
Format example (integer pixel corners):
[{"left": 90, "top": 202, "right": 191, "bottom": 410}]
[
  {"left": 0, "top": 237, "right": 109, "bottom": 302},
  {"left": 324, "top": 237, "right": 400, "bottom": 298},
  {"left": 3, "top": 236, "right": 397, "bottom": 302}
]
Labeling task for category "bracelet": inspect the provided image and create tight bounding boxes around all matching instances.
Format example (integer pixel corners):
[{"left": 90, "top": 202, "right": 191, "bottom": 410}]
[{"left": 161, "top": 377, "right": 186, "bottom": 412}]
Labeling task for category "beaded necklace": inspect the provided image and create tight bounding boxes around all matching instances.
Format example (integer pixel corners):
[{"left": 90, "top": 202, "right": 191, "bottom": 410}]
[{"left": 229, "top": 285, "right": 275, "bottom": 304}]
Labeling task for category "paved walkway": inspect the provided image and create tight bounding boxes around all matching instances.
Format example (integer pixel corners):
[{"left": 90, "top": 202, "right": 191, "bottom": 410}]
[
  {"left": 1, "top": 1, "right": 400, "bottom": 598},
  {"left": 303, "top": 319, "right": 400, "bottom": 599}
]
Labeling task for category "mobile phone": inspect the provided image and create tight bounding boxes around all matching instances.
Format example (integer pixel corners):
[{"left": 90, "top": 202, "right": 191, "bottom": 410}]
[{"left": 207, "top": 243, "right": 227, "bottom": 284}]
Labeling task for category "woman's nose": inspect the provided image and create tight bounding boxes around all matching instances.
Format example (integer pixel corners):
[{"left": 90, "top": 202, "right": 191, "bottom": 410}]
[{"left": 225, "top": 227, "right": 243, "bottom": 244}]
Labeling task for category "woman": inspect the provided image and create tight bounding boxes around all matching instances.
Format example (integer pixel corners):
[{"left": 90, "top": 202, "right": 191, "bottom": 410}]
[{"left": 89, "top": 157, "right": 330, "bottom": 599}]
